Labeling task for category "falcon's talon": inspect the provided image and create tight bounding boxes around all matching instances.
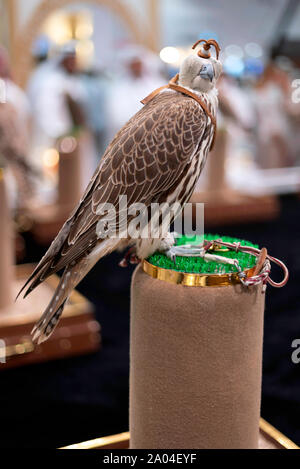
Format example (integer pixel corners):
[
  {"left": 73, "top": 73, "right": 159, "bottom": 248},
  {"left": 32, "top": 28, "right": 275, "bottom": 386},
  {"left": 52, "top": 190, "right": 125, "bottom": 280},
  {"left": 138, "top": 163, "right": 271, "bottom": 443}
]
[
  {"left": 164, "top": 247, "right": 177, "bottom": 264},
  {"left": 168, "top": 253, "right": 177, "bottom": 264}
]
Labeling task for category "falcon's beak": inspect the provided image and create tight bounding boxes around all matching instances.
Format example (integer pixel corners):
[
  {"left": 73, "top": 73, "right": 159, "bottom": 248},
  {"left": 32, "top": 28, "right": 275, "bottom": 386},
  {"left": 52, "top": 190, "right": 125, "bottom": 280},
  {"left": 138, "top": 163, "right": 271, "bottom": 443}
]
[{"left": 199, "top": 63, "right": 214, "bottom": 82}]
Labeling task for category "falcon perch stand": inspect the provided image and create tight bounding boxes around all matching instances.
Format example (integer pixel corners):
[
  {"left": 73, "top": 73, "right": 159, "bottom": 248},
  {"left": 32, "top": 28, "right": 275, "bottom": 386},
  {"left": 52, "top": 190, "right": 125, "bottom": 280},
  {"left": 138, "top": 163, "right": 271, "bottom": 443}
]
[
  {"left": 129, "top": 234, "right": 288, "bottom": 449},
  {"left": 130, "top": 260, "right": 265, "bottom": 449}
]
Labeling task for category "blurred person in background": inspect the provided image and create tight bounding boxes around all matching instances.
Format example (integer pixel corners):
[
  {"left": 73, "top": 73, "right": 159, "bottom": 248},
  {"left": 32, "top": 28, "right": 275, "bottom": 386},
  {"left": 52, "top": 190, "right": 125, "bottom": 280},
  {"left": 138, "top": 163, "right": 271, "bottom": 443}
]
[
  {"left": 254, "top": 57, "right": 294, "bottom": 169},
  {"left": 32, "top": 35, "right": 51, "bottom": 66},
  {"left": 27, "top": 43, "right": 97, "bottom": 193},
  {"left": 0, "top": 45, "right": 34, "bottom": 209},
  {"left": 107, "top": 46, "right": 166, "bottom": 140},
  {"left": 0, "top": 45, "right": 31, "bottom": 122},
  {"left": 196, "top": 72, "right": 258, "bottom": 193},
  {"left": 285, "top": 60, "right": 300, "bottom": 167},
  {"left": 218, "top": 73, "right": 257, "bottom": 132},
  {"left": 0, "top": 45, "right": 31, "bottom": 146},
  {"left": 27, "top": 43, "right": 85, "bottom": 163},
  {"left": 78, "top": 66, "right": 109, "bottom": 159}
]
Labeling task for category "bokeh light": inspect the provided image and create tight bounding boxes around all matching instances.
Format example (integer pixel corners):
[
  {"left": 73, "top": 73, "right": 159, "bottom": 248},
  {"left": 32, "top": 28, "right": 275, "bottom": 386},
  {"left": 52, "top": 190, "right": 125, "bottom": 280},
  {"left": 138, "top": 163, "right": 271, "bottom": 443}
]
[
  {"left": 245, "top": 42, "right": 263, "bottom": 58},
  {"left": 76, "top": 40, "right": 94, "bottom": 68},
  {"left": 160, "top": 46, "right": 180, "bottom": 64},
  {"left": 59, "top": 136, "right": 78, "bottom": 154},
  {"left": 224, "top": 55, "right": 245, "bottom": 77},
  {"left": 42, "top": 148, "right": 60, "bottom": 168},
  {"left": 225, "top": 44, "right": 244, "bottom": 59}
]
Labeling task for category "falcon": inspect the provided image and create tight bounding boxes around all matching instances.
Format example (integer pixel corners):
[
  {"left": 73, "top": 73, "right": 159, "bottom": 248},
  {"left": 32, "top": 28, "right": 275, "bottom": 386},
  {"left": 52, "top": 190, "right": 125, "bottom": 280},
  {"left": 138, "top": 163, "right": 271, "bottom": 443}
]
[{"left": 19, "top": 39, "right": 222, "bottom": 344}]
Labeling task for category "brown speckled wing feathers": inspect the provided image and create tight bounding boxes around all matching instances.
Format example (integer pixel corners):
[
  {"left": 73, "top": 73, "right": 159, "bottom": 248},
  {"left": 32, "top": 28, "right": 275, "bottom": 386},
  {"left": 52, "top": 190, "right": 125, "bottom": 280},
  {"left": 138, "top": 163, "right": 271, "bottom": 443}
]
[{"left": 21, "top": 91, "right": 207, "bottom": 296}]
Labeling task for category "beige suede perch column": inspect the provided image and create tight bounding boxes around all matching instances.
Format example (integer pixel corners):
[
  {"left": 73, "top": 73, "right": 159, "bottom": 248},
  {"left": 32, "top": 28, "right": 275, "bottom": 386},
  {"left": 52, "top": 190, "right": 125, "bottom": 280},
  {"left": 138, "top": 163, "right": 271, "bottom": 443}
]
[{"left": 130, "top": 265, "right": 265, "bottom": 449}]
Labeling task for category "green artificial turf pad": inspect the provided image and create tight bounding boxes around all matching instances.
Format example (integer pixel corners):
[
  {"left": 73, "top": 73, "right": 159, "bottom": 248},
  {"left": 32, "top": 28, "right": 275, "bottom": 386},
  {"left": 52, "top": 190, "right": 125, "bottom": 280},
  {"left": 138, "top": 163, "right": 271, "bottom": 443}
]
[{"left": 147, "top": 234, "right": 259, "bottom": 275}]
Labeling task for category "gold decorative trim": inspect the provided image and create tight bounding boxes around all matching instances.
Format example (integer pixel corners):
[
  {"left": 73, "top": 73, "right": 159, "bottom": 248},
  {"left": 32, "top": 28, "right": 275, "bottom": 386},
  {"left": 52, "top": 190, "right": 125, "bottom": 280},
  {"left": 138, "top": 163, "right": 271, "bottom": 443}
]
[
  {"left": 142, "top": 259, "right": 243, "bottom": 287},
  {"left": 259, "top": 418, "right": 299, "bottom": 450},
  {"left": 61, "top": 432, "right": 130, "bottom": 450},
  {"left": 61, "top": 420, "right": 299, "bottom": 449}
]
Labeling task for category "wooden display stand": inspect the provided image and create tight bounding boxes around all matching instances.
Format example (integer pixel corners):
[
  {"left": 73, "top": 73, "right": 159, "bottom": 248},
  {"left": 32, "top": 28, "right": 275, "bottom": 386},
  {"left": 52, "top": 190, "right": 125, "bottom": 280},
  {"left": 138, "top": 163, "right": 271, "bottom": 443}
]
[
  {"left": 28, "top": 138, "right": 83, "bottom": 245},
  {"left": 191, "top": 129, "right": 279, "bottom": 227},
  {"left": 130, "top": 265, "right": 265, "bottom": 449},
  {"left": 0, "top": 170, "right": 101, "bottom": 369},
  {"left": 0, "top": 264, "right": 100, "bottom": 369}
]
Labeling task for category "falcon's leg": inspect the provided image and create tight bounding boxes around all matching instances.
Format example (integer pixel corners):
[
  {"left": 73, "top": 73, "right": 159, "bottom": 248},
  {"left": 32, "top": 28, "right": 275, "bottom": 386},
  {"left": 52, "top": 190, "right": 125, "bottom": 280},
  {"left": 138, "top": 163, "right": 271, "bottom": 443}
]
[
  {"left": 157, "top": 232, "right": 178, "bottom": 263},
  {"left": 159, "top": 236, "right": 238, "bottom": 267},
  {"left": 157, "top": 233, "right": 209, "bottom": 264},
  {"left": 132, "top": 234, "right": 178, "bottom": 262}
]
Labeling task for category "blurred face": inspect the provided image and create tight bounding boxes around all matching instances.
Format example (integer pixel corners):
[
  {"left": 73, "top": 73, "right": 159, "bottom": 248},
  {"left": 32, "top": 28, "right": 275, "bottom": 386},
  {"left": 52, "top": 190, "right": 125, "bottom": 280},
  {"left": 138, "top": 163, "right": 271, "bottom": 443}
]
[
  {"left": 61, "top": 54, "right": 77, "bottom": 74},
  {"left": 129, "top": 58, "right": 143, "bottom": 78}
]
